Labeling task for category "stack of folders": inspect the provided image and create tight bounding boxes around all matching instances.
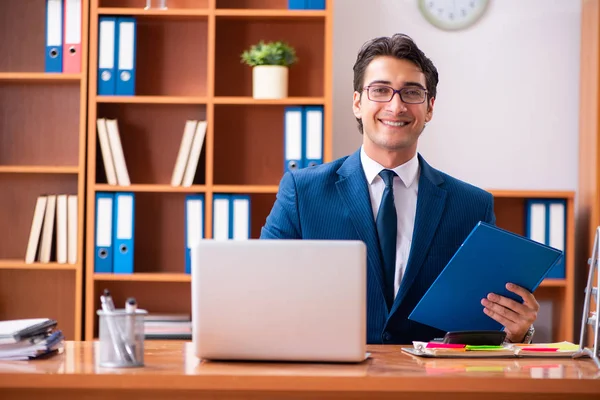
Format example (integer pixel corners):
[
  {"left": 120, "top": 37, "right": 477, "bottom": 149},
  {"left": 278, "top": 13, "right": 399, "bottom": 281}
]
[
  {"left": 97, "top": 15, "right": 137, "bottom": 95},
  {"left": 45, "top": 0, "right": 84, "bottom": 74},
  {"left": 0, "top": 318, "right": 64, "bottom": 360},
  {"left": 525, "top": 199, "right": 567, "bottom": 278},
  {"left": 283, "top": 106, "right": 324, "bottom": 174},
  {"left": 144, "top": 314, "right": 191, "bottom": 340},
  {"left": 25, "top": 194, "right": 78, "bottom": 264},
  {"left": 288, "top": 0, "right": 326, "bottom": 9},
  {"left": 171, "top": 120, "right": 208, "bottom": 187},
  {"left": 97, "top": 118, "right": 130, "bottom": 186},
  {"left": 94, "top": 192, "right": 135, "bottom": 274}
]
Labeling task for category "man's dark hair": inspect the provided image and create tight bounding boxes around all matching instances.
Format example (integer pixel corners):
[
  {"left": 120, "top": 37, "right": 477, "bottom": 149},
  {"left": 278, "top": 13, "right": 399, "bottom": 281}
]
[{"left": 353, "top": 33, "right": 439, "bottom": 134}]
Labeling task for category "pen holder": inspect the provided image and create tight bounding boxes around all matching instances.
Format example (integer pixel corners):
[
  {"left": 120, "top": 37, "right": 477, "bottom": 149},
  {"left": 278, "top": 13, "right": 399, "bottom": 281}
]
[{"left": 97, "top": 309, "right": 147, "bottom": 368}]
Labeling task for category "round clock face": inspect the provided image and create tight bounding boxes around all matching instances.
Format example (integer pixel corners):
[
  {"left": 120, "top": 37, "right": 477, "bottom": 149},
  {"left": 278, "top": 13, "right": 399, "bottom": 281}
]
[{"left": 418, "top": 0, "right": 490, "bottom": 31}]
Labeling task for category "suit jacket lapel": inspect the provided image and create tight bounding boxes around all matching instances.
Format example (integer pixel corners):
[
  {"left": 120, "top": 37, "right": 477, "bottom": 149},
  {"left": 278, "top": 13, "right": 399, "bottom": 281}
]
[
  {"left": 335, "top": 150, "right": 385, "bottom": 294},
  {"left": 390, "top": 154, "right": 447, "bottom": 315}
]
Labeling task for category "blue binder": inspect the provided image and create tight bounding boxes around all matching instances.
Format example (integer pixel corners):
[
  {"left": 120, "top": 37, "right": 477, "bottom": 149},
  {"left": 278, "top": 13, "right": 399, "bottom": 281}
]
[
  {"left": 288, "top": 0, "right": 306, "bottom": 9},
  {"left": 94, "top": 192, "right": 115, "bottom": 273},
  {"left": 45, "top": 0, "right": 63, "bottom": 73},
  {"left": 307, "top": 0, "right": 325, "bottom": 9},
  {"left": 302, "top": 105, "right": 324, "bottom": 168},
  {"left": 113, "top": 192, "right": 135, "bottom": 274},
  {"left": 115, "top": 16, "right": 137, "bottom": 96},
  {"left": 525, "top": 199, "right": 566, "bottom": 279},
  {"left": 408, "top": 221, "right": 563, "bottom": 332},
  {"left": 212, "top": 194, "right": 231, "bottom": 240},
  {"left": 230, "top": 195, "right": 251, "bottom": 240},
  {"left": 98, "top": 16, "right": 117, "bottom": 95},
  {"left": 284, "top": 106, "right": 303, "bottom": 173},
  {"left": 185, "top": 194, "right": 205, "bottom": 274}
]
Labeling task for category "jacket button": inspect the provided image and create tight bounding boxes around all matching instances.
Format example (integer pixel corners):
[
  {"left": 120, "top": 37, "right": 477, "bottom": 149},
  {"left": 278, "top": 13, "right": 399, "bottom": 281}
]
[{"left": 383, "top": 332, "right": 392, "bottom": 341}]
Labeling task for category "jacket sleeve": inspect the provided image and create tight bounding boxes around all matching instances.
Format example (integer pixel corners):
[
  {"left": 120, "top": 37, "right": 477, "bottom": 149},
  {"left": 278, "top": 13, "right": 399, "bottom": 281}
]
[
  {"left": 260, "top": 172, "right": 302, "bottom": 239},
  {"left": 484, "top": 192, "right": 496, "bottom": 225}
]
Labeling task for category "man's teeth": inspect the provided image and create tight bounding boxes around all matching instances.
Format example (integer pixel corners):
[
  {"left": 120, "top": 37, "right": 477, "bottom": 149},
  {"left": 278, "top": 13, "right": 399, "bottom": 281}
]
[{"left": 381, "top": 120, "right": 408, "bottom": 127}]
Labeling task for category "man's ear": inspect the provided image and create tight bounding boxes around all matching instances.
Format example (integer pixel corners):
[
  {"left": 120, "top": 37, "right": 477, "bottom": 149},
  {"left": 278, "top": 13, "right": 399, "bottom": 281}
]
[
  {"left": 426, "top": 97, "right": 435, "bottom": 122},
  {"left": 352, "top": 91, "right": 362, "bottom": 119}
]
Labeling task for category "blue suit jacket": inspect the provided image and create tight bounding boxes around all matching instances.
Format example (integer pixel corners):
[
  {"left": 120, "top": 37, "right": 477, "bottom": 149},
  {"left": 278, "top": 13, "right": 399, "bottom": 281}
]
[{"left": 260, "top": 150, "right": 496, "bottom": 344}]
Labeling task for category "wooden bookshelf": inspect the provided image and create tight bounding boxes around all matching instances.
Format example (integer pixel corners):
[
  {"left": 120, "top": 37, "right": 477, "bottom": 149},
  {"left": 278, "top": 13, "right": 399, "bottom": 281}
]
[
  {"left": 578, "top": 0, "right": 600, "bottom": 347},
  {"left": 489, "top": 190, "right": 575, "bottom": 342},
  {"left": 0, "top": 0, "right": 89, "bottom": 340},
  {"left": 85, "top": 0, "right": 334, "bottom": 338}
]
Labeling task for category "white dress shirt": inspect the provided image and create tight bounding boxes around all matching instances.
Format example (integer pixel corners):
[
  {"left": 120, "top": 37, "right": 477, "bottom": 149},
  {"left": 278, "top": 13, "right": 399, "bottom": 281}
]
[{"left": 360, "top": 146, "right": 420, "bottom": 299}]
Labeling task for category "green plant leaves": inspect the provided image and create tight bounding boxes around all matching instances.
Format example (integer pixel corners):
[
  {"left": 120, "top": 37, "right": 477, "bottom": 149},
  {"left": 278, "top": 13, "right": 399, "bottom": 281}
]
[{"left": 240, "top": 41, "right": 298, "bottom": 67}]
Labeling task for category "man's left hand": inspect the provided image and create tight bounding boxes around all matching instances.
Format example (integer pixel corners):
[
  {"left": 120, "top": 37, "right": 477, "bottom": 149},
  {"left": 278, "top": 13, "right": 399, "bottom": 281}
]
[{"left": 481, "top": 282, "right": 539, "bottom": 343}]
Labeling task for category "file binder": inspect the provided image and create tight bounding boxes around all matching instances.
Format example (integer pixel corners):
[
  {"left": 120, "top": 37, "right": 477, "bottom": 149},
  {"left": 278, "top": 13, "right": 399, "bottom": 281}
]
[
  {"left": 288, "top": 0, "right": 306, "bottom": 9},
  {"left": 98, "top": 16, "right": 117, "bottom": 95},
  {"left": 95, "top": 192, "right": 114, "bottom": 273},
  {"left": 171, "top": 120, "right": 198, "bottom": 187},
  {"left": 284, "top": 106, "right": 303, "bottom": 173},
  {"left": 56, "top": 194, "right": 68, "bottom": 264},
  {"left": 307, "top": 0, "right": 326, "bottom": 9},
  {"left": 408, "top": 221, "right": 563, "bottom": 333},
  {"left": 39, "top": 195, "right": 56, "bottom": 264},
  {"left": 45, "top": 0, "right": 63, "bottom": 73},
  {"left": 67, "top": 195, "right": 78, "bottom": 264},
  {"left": 525, "top": 199, "right": 566, "bottom": 279},
  {"left": 303, "top": 105, "right": 324, "bottom": 168},
  {"left": 115, "top": 16, "right": 137, "bottom": 96},
  {"left": 185, "top": 194, "right": 205, "bottom": 274},
  {"left": 113, "top": 193, "right": 135, "bottom": 274},
  {"left": 230, "top": 195, "right": 251, "bottom": 240},
  {"left": 212, "top": 194, "right": 230, "bottom": 240},
  {"left": 181, "top": 121, "right": 207, "bottom": 187},
  {"left": 25, "top": 196, "right": 48, "bottom": 264},
  {"left": 63, "top": 0, "right": 82, "bottom": 73}
]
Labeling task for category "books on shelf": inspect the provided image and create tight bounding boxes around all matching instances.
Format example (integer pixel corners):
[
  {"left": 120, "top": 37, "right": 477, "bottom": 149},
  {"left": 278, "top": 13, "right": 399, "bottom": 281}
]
[
  {"left": 25, "top": 194, "right": 78, "bottom": 264},
  {"left": 97, "top": 118, "right": 130, "bottom": 186},
  {"left": 171, "top": 120, "right": 207, "bottom": 187},
  {"left": 0, "top": 318, "right": 63, "bottom": 360}
]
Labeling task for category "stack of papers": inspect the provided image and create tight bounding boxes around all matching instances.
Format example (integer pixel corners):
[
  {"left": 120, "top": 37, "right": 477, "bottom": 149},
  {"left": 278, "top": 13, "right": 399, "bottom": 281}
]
[
  {"left": 0, "top": 318, "right": 64, "bottom": 360},
  {"left": 402, "top": 341, "right": 581, "bottom": 359}
]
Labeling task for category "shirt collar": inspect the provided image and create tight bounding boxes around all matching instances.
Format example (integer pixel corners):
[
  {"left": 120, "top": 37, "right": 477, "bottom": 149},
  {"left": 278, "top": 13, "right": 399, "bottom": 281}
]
[{"left": 360, "top": 146, "right": 420, "bottom": 188}]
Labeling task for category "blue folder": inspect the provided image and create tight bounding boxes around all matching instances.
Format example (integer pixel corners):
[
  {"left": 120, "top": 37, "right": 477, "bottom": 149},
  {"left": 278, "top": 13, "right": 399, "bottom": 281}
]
[{"left": 408, "top": 221, "right": 563, "bottom": 332}]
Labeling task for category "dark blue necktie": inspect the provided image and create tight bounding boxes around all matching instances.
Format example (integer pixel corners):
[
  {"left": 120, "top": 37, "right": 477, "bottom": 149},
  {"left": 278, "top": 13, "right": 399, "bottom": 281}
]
[{"left": 376, "top": 169, "right": 397, "bottom": 309}]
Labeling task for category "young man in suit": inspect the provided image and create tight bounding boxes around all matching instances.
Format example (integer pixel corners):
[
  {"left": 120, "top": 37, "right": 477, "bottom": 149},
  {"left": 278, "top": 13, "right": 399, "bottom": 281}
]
[{"left": 260, "top": 34, "right": 538, "bottom": 345}]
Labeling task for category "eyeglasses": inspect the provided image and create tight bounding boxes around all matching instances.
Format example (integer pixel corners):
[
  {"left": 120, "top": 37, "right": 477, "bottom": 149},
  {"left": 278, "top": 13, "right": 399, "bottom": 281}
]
[{"left": 362, "top": 85, "right": 428, "bottom": 104}]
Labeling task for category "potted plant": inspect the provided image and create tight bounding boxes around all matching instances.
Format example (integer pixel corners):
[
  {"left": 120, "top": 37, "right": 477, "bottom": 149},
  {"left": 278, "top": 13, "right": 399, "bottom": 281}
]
[{"left": 241, "top": 40, "right": 298, "bottom": 99}]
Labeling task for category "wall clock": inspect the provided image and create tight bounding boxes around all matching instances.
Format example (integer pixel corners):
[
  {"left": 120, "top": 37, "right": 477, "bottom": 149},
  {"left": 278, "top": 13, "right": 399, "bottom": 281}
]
[{"left": 418, "top": 0, "right": 490, "bottom": 31}]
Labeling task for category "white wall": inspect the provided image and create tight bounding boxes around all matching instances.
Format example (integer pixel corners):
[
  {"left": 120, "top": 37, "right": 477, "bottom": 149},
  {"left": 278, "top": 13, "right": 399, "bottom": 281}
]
[{"left": 333, "top": 0, "right": 581, "bottom": 191}]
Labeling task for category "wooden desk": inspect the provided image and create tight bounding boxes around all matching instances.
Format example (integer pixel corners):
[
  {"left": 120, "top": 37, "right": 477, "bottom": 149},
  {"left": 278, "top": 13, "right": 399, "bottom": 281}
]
[{"left": 0, "top": 341, "right": 599, "bottom": 399}]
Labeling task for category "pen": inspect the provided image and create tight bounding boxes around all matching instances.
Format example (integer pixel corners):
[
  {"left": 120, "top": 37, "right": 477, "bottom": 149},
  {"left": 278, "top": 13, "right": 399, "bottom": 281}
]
[
  {"left": 126, "top": 297, "right": 137, "bottom": 314},
  {"left": 125, "top": 297, "right": 137, "bottom": 355},
  {"left": 100, "top": 290, "right": 126, "bottom": 362},
  {"left": 103, "top": 289, "right": 116, "bottom": 311}
]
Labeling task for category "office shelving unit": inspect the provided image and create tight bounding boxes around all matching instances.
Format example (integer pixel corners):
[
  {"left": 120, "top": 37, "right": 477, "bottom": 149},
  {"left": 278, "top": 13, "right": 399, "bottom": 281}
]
[
  {"left": 0, "top": 0, "right": 89, "bottom": 340},
  {"left": 84, "top": 0, "right": 333, "bottom": 338},
  {"left": 490, "top": 190, "right": 575, "bottom": 342},
  {"left": 578, "top": 0, "right": 600, "bottom": 347}
]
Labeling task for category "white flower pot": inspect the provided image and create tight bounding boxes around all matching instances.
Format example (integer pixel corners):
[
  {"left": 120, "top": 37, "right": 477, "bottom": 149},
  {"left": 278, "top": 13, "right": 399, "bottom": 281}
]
[{"left": 252, "top": 65, "right": 288, "bottom": 99}]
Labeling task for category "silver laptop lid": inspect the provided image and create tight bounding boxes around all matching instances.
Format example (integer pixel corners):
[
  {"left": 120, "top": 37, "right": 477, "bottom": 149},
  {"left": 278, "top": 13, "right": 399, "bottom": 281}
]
[{"left": 191, "top": 240, "right": 367, "bottom": 362}]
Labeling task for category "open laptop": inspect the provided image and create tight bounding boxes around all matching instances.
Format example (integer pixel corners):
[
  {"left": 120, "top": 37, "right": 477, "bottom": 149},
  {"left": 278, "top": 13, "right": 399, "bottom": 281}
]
[{"left": 191, "top": 240, "right": 367, "bottom": 363}]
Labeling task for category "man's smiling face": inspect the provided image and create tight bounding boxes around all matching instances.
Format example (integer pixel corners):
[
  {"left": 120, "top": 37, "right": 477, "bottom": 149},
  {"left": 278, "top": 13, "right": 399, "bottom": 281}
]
[{"left": 353, "top": 55, "right": 434, "bottom": 164}]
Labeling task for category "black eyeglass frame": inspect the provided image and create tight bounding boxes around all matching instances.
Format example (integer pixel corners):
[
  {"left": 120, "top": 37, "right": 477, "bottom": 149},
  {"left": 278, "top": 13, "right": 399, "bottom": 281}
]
[{"left": 361, "top": 85, "right": 429, "bottom": 104}]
